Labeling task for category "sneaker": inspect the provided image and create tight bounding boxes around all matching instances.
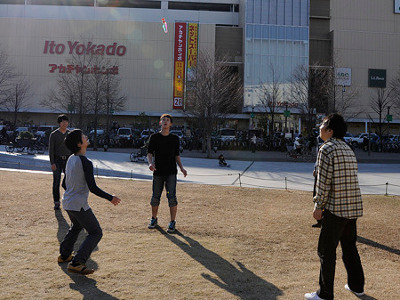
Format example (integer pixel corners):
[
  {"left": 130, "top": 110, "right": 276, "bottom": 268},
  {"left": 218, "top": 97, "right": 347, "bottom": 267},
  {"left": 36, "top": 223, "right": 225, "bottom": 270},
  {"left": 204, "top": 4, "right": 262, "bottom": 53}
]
[
  {"left": 67, "top": 262, "right": 94, "bottom": 275},
  {"left": 345, "top": 284, "right": 365, "bottom": 296},
  {"left": 58, "top": 254, "right": 73, "bottom": 263},
  {"left": 148, "top": 217, "right": 158, "bottom": 229},
  {"left": 167, "top": 220, "right": 176, "bottom": 233},
  {"left": 304, "top": 292, "right": 326, "bottom": 300},
  {"left": 54, "top": 201, "right": 60, "bottom": 210}
]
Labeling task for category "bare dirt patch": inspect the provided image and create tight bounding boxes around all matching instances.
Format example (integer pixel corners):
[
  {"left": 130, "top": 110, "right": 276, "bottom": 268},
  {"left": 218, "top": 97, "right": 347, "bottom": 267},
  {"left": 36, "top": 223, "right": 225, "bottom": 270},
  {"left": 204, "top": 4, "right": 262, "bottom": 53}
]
[{"left": 0, "top": 170, "right": 398, "bottom": 299}]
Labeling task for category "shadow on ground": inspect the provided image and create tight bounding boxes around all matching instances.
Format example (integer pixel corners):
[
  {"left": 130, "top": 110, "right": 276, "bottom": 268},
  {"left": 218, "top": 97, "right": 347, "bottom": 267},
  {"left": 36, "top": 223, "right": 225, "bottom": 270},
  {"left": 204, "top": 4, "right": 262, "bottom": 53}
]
[
  {"left": 157, "top": 227, "right": 283, "bottom": 300},
  {"left": 357, "top": 235, "right": 400, "bottom": 256},
  {"left": 55, "top": 210, "right": 117, "bottom": 300}
]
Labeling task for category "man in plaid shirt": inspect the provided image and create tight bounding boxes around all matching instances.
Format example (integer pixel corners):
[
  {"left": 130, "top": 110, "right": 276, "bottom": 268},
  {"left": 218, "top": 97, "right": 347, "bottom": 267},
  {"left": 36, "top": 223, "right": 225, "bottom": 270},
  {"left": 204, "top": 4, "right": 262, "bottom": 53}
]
[{"left": 305, "top": 114, "right": 365, "bottom": 300}]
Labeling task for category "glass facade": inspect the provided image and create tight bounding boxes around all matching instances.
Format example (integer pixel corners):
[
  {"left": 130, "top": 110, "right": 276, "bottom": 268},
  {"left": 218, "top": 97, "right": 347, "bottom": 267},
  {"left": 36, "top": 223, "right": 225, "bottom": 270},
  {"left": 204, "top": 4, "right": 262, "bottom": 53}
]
[{"left": 244, "top": 0, "right": 309, "bottom": 108}]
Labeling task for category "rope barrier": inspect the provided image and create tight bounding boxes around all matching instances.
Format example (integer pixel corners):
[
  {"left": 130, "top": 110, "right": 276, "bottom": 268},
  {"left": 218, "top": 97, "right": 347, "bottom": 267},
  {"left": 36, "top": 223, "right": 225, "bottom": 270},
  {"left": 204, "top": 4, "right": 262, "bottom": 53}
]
[
  {"left": 1, "top": 158, "right": 400, "bottom": 196},
  {"left": 240, "top": 174, "right": 283, "bottom": 181}
]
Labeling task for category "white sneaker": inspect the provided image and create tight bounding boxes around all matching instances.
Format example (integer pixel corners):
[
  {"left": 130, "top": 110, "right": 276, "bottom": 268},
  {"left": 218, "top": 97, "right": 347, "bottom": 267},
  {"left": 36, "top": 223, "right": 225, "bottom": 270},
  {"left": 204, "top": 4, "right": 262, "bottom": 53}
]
[
  {"left": 304, "top": 292, "right": 326, "bottom": 300},
  {"left": 345, "top": 284, "right": 365, "bottom": 296}
]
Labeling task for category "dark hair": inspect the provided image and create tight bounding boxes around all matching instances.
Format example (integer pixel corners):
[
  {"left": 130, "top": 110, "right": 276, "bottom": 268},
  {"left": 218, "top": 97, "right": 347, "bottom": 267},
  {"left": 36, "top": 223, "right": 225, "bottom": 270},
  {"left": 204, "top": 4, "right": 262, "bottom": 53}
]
[
  {"left": 65, "top": 129, "right": 83, "bottom": 154},
  {"left": 323, "top": 113, "right": 347, "bottom": 139},
  {"left": 160, "top": 113, "right": 173, "bottom": 123},
  {"left": 57, "top": 114, "right": 69, "bottom": 124}
]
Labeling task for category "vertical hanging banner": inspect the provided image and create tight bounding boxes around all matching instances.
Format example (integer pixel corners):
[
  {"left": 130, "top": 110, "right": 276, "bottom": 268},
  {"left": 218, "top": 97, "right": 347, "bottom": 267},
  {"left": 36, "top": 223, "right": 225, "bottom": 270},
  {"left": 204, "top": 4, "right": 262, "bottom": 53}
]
[
  {"left": 173, "top": 22, "right": 187, "bottom": 110},
  {"left": 187, "top": 23, "right": 198, "bottom": 75}
]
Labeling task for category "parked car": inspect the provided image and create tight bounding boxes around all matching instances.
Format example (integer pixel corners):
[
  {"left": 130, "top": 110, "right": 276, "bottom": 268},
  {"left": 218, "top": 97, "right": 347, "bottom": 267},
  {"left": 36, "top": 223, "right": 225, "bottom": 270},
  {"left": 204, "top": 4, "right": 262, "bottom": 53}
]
[
  {"left": 216, "top": 128, "right": 236, "bottom": 142},
  {"left": 343, "top": 132, "right": 354, "bottom": 143},
  {"left": 351, "top": 133, "right": 378, "bottom": 147},
  {"left": 15, "top": 127, "right": 30, "bottom": 135},
  {"left": 117, "top": 127, "right": 134, "bottom": 146},
  {"left": 140, "top": 129, "right": 155, "bottom": 141},
  {"left": 88, "top": 129, "right": 105, "bottom": 146},
  {"left": 35, "top": 125, "right": 57, "bottom": 138},
  {"left": 170, "top": 130, "right": 184, "bottom": 139}
]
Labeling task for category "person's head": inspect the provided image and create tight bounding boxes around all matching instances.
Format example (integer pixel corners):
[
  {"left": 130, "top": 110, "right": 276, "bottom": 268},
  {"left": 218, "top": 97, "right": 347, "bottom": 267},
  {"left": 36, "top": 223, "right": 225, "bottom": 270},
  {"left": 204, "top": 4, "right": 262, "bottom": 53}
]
[
  {"left": 160, "top": 113, "right": 173, "bottom": 123},
  {"left": 319, "top": 113, "right": 347, "bottom": 141},
  {"left": 57, "top": 114, "right": 69, "bottom": 129},
  {"left": 65, "top": 129, "right": 89, "bottom": 154},
  {"left": 57, "top": 114, "right": 69, "bottom": 124},
  {"left": 160, "top": 114, "right": 173, "bottom": 129}
]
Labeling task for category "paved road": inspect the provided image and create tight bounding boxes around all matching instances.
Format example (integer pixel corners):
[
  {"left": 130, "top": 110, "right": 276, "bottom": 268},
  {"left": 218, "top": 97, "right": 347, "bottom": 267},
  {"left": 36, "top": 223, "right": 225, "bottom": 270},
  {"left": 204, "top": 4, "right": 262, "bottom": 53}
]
[{"left": 1, "top": 145, "right": 399, "bottom": 196}]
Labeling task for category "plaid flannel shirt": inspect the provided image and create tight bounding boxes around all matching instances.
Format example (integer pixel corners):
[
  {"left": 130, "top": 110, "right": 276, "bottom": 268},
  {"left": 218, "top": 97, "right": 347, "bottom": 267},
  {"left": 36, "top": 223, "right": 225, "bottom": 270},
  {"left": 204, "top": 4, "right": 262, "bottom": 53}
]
[{"left": 314, "top": 138, "right": 363, "bottom": 219}]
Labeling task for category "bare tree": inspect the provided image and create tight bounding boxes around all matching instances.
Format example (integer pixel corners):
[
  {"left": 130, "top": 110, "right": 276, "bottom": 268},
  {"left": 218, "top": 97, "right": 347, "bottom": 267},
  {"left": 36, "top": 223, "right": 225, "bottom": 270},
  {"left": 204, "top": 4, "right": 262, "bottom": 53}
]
[
  {"left": 4, "top": 77, "right": 32, "bottom": 127},
  {"left": 290, "top": 65, "right": 320, "bottom": 136},
  {"left": 0, "top": 47, "right": 17, "bottom": 107},
  {"left": 368, "top": 88, "right": 392, "bottom": 137},
  {"left": 42, "top": 53, "right": 94, "bottom": 128},
  {"left": 185, "top": 51, "right": 243, "bottom": 157},
  {"left": 333, "top": 84, "right": 360, "bottom": 119},
  {"left": 42, "top": 52, "right": 125, "bottom": 132},
  {"left": 102, "top": 70, "right": 126, "bottom": 147},
  {"left": 258, "top": 63, "right": 282, "bottom": 137},
  {"left": 389, "top": 69, "right": 400, "bottom": 113}
]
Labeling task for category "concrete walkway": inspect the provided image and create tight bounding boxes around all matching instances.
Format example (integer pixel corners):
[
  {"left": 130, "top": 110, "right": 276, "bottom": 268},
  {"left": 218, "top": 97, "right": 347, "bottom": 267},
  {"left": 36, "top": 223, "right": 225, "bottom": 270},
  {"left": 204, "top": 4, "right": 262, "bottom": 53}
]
[{"left": 1, "top": 145, "right": 399, "bottom": 196}]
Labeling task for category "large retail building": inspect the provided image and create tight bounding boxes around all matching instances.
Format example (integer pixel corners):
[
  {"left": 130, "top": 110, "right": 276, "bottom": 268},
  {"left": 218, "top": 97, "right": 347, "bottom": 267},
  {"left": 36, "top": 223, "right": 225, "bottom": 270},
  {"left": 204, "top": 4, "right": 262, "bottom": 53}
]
[{"left": 0, "top": 0, "right": 400, "bottom": 135}]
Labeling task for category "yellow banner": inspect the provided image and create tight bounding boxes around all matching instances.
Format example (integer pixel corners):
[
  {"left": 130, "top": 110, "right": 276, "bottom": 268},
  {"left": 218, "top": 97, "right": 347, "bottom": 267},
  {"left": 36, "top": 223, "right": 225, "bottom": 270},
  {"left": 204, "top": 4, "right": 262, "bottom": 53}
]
[
  {"left": 174, "top": 61, "right": 185, "bottom": 97},
  {"left": 187, "top": 23, "right": 198, "bottom": 70}
]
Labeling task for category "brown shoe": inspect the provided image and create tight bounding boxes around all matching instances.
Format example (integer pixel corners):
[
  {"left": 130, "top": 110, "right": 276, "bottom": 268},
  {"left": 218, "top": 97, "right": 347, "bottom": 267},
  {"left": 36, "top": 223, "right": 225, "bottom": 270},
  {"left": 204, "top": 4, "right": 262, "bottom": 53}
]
[
  {"left": 58, "top": 254, "right": 73, "bottom": 263},
  {"left": 67, "top": 262, "right": 94, "bottom": 275}
]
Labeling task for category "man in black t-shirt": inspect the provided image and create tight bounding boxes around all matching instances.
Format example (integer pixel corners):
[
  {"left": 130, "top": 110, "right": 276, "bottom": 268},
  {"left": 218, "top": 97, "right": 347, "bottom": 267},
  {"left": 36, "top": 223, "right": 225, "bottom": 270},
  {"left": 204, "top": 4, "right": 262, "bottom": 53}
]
[{"left": 147, "top": 114, "right": 187, "bottom": 233}]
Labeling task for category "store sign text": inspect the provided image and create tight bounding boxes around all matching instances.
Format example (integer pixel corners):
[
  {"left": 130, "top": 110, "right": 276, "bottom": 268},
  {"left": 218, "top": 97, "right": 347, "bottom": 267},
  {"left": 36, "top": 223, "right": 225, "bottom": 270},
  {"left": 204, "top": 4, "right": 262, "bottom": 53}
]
[
  {"left": 43, "top": 41, "right": 127, "bottom": 56},
  {"left": 48, "top": 64, "right": 119, "bottom": 75}
]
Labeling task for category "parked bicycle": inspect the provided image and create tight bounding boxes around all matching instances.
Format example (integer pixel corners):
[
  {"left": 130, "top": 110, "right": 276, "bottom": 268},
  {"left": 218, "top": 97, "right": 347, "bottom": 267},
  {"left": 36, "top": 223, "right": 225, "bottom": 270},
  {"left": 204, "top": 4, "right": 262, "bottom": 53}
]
[{"left": 5, "top": 138, "right": 46, "bottom": 155}]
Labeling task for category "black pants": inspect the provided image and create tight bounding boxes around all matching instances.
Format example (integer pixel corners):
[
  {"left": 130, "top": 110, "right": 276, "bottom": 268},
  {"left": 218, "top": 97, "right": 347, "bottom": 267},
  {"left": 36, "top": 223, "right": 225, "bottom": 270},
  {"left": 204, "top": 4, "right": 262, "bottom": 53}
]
[
  {"left": 318, "top": 210, "right": 364, "bottom": 300},
  {"left": 52, "top": 157, "right": 67, "bottom": 203}
]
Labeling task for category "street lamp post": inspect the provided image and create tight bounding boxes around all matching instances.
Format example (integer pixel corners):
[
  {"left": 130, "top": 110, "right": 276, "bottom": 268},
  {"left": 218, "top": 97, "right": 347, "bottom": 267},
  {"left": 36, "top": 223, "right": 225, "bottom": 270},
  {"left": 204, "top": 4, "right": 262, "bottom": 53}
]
[
  {"left": 340, "top": 85, "right": 345, "bottom": 112},
  {"left": 387, "top": 106, "right": 391, "bottom": 135},
  {"left": 284, "top": 102, "right": 288, "bottom": 133}
]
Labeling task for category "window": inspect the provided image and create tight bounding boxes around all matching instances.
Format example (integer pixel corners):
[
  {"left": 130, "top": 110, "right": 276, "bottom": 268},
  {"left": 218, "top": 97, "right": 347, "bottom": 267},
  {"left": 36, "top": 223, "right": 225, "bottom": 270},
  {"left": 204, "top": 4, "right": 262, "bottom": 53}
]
[
  {"left": 168, "top": 1, "right": 237, "bottom": 12},
  {"left": 97, "top": 0, "right": 161, "bottom": 9},
  {"left": 30, "top": 0, "right": 94, "bottom": 6}
]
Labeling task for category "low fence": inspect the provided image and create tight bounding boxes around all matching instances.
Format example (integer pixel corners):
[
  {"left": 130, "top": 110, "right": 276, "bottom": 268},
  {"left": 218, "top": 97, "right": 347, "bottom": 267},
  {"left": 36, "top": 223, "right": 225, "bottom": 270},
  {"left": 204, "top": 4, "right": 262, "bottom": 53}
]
[{"left": 1, "top": 158, "right": 400, "bottom": 197}]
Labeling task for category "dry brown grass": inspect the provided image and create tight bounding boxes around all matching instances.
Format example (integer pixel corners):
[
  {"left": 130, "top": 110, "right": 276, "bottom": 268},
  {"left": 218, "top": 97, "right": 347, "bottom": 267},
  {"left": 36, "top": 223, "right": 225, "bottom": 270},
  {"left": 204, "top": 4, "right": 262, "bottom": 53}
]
[{"left": 0, "top": 170, "right": 398, "bottom": 300}]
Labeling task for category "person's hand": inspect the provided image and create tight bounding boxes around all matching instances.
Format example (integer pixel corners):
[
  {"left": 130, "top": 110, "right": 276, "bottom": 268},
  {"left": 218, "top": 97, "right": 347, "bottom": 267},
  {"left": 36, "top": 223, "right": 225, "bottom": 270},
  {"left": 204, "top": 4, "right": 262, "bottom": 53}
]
[
  {"left": 313, "top": 207, "right": 323, "bottom": 220},
  {"left": 181, "top": 168, "right": 187, "bottom": 177},
  {"left": 149, "top": 163, "right": 156, "bottom": 172},
  {"left": 111, "top": 196, "right": 121, "bottom": 206},
  {"left": 51, "top": 164, "right": 57, "bottom": 171}
]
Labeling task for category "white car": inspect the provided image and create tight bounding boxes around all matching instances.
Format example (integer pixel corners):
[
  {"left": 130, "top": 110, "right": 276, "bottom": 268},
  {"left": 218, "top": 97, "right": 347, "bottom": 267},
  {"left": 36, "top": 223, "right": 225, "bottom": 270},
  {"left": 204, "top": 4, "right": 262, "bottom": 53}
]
[
  {"left": 343, "top": 132, "right": 354, "bottom": 143},
  {"left": 351, "top": 133, "right": 378, "bottom": 147},
  {"left": 170, "top": 130, "right": 183, "bottom": 139},
  {"left": 140, "top": 129, "right": 155, "bottom": 140}
]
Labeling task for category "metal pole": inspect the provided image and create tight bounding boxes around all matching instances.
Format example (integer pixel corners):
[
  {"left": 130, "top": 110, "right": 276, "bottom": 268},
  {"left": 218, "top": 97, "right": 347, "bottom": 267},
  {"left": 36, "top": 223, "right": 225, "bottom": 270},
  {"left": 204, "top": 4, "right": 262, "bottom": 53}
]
[{"left": 285, "top": 103, "right": 288, "bottom": 133}]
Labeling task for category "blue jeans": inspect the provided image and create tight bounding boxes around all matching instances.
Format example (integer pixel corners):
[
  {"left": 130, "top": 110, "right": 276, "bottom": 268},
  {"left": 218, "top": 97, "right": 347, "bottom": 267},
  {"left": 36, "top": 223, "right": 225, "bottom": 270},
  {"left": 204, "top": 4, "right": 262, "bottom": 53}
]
[
  {"left": 60, "top": 208, "right": 103, "bottom": 264},
  {"left": 317, "top": 210, "right": 364, "bottom": 300},
  {"left": 52, "top": 158, "right": 67, "bottom": 203},
  {"left": 150, "top": 174, "right": 177, "bottom": 207}
]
